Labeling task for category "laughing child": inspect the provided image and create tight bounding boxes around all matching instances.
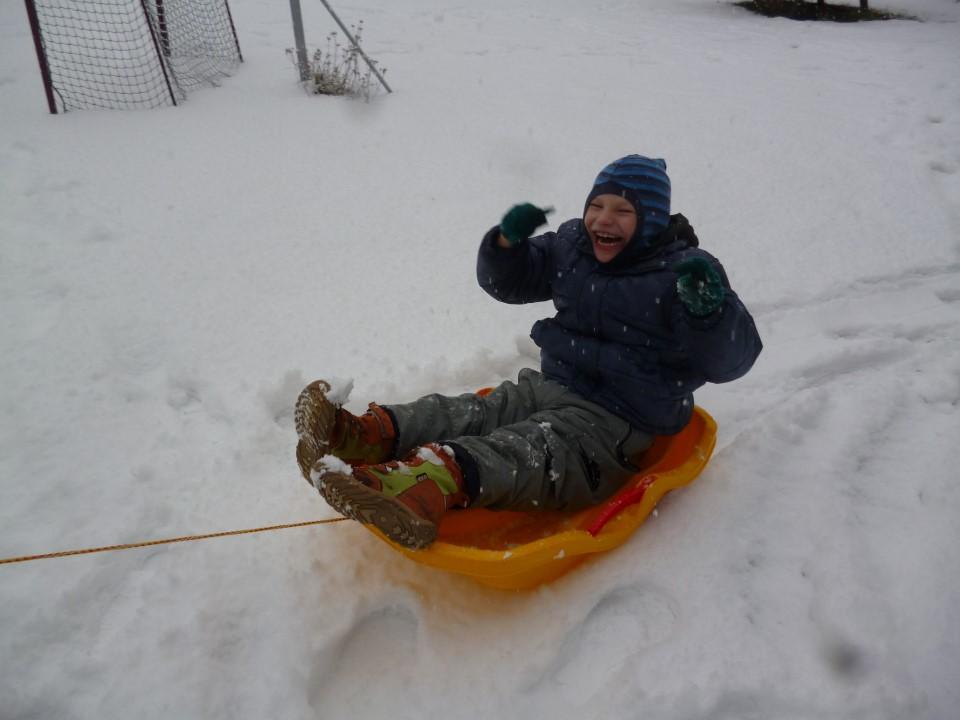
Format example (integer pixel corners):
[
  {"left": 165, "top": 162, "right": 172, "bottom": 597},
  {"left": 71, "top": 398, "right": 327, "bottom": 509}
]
[{"left": 294, "top": 155, "right": 762, "bottom": 549}]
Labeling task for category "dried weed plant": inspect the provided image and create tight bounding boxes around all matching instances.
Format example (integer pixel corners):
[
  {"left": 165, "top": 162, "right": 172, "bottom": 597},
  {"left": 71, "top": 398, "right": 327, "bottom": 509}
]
[{"left": 287, "top": 21, "right": 387, "bottom": 101}]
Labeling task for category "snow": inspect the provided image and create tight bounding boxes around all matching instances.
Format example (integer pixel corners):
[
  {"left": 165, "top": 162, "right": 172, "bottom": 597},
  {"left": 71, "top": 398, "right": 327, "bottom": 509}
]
[
  {"left": 1, "top": 0, "right": 959, "bottom": 718},
  {"left": 311, "top": 453, "right": 353, "bottom": 489},
  {"left": 415, "top": 446, "right": 445, "bottom": 465},
  {"left": 325, "top": 377, "right": 354, "bottom": 407}
]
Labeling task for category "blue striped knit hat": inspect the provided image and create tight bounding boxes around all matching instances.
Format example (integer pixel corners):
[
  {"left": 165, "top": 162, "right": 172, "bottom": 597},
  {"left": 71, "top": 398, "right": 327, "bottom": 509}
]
[{"left": 584, "top": 155, "right": 671, "bottom": 245}]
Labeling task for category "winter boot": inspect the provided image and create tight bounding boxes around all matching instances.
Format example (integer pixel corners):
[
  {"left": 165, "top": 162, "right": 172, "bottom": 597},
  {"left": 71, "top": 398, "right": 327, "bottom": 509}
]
[
  {"left": 295, "top": 380, "right": 396, "bottom": 482},
  {"left": 315, "top": 443, "right": 469, "bottom": 549}
]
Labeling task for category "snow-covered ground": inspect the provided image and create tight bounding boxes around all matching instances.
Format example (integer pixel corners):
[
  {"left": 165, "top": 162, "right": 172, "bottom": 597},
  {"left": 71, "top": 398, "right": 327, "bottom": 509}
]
[{"left": 2, "top": 0, "right": 959, "bottom": 717}]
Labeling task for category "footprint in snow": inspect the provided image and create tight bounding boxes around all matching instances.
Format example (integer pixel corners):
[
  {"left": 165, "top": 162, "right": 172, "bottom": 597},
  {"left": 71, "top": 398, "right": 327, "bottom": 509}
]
[
  {"left": 308, "top": 604, "right": 419, "bottom": 713},
  {"left": 929, "top": 159, "right": 956, "bottom": 175},
  {"left": 935, "top": 287, "right": 960, "bottom": 304},
  {"left": 529, "top": 584, "right": 677, "bottom": 693},
  {"left": 166, "top": 375, "right": 202, "bottom": 411}
]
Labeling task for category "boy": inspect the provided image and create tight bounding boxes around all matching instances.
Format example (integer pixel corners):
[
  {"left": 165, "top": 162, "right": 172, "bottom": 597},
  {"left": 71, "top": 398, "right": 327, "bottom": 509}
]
[{"left": 295, "top": 155, "right": 762, "bottom": 549}]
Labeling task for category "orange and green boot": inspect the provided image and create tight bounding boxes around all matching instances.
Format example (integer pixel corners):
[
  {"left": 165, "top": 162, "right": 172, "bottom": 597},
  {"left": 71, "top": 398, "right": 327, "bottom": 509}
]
[
  {"left": 294, "top": 379, "right": 396, "bottom": 483},
  {"left": 315, "top": 443, "right": 469, "bottom": 549}
]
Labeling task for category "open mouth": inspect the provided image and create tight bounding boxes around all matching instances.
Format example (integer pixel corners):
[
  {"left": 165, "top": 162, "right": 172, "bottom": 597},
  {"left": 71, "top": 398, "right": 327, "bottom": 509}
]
[{"left": 594, "top": 233, "right": 625, "bottom": 246}]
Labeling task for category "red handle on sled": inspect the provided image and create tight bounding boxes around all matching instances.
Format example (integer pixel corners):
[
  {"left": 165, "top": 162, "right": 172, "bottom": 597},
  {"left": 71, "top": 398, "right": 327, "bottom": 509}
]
[{"left": 586, "top": 474, "right": 658, "bottom": 536}]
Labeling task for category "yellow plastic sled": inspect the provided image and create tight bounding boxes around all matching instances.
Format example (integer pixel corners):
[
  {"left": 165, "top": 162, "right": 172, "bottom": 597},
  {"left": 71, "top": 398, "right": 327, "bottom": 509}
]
[{"left": 366, "top": 405, "right": 717, "bottom": 591}]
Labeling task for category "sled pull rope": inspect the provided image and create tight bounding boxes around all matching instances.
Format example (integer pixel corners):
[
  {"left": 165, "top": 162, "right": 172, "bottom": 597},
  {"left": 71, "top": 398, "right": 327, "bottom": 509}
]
[{"left": 0, "top": 517, "right": 348, "bottom": 566}]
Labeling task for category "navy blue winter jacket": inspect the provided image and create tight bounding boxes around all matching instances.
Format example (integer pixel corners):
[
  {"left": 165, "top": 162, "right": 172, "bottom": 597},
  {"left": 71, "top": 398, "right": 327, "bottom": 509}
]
[{"left": 477, "top": 215, "right": 762, "bottom": 434}]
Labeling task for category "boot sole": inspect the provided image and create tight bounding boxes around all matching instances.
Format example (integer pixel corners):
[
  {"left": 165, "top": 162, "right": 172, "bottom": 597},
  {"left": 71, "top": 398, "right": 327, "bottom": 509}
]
[
  {"left": 294, "top": 380, "right": 337, "bottom": 482},
  {"left": 319, "top": 471, "right": 438, "bottom": 550}
]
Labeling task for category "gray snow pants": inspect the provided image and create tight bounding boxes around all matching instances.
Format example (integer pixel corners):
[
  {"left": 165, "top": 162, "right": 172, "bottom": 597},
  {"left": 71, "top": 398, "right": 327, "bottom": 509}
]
[{"left": 384, "top": 369, "right": 653, "bottom": 511}]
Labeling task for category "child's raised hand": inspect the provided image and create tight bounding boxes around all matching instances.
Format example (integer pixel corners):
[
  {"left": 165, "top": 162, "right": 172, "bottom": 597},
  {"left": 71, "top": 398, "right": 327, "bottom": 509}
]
[
  {"left": 673, "top": 257, "right": 726, "bottom": 317},
  {"left": 499, "top": 203, "right": 554, "bottom": 246}
]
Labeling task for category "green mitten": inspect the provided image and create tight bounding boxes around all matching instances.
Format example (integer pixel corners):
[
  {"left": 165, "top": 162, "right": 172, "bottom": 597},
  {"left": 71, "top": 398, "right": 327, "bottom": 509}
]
[
  {"left": 500, "top": 203, "right": 552, "bottom": 245},
  {"left": 674, "top": 257, "right": 725, "bottom": 317}
]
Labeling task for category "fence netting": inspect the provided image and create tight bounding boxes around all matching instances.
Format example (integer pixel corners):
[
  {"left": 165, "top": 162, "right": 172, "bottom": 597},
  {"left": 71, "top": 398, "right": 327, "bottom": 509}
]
[{"left": 29, "top": 0, "right": 241, "bottom": 112}]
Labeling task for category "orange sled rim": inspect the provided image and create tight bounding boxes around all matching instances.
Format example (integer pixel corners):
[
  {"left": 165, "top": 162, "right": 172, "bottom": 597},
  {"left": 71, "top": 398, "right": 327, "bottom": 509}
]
[{"left": 366, "top": 405, "right": 717, "bottom": 591}]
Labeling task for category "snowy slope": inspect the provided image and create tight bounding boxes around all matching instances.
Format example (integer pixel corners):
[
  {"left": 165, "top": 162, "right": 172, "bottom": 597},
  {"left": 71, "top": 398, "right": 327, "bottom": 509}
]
[{"left": 1, "top": 0, "right": 959, "bottom": 718}]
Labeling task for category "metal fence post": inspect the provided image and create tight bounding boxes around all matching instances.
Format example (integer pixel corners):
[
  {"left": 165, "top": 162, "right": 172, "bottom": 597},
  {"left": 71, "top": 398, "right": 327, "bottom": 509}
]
[{"left": 289, "top": 0, "right": 309, "bottom": 82}]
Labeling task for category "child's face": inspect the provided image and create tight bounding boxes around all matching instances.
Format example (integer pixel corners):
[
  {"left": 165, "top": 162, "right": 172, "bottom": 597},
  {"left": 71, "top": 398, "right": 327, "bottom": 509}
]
[{"left": 584, "top": 194, "right": 637, "bottom": 263}]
